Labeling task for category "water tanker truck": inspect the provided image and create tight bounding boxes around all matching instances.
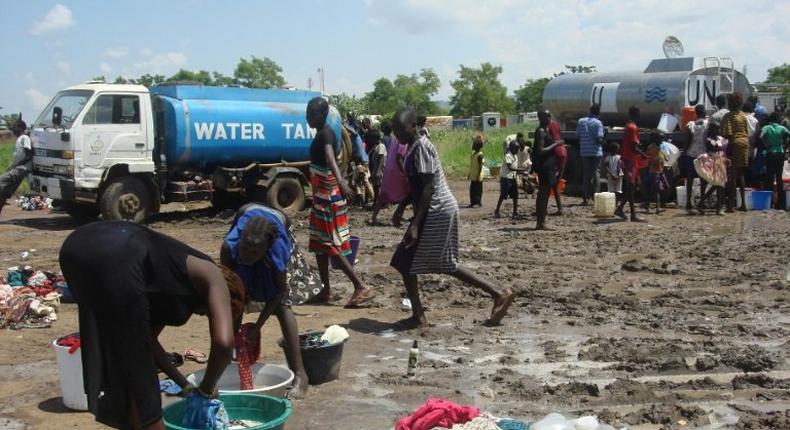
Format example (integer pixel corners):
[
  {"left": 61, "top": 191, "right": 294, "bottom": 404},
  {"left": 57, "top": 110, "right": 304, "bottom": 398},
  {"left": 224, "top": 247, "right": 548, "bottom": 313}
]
[
  {"left": 28, "top": 83, "right": 342, "bottom": 222},
  {"left": 541, "top": 55, "right": 752, "bottom": 190}
]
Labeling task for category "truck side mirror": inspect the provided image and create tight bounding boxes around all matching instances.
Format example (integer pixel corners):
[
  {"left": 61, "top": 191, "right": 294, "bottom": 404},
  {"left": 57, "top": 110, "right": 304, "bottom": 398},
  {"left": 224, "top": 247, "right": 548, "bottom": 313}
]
[
  {"left": 61, "top": 132, "right": 70, "bottom": 142},
  {"left": 53, "top": 107, "right": 63, "bottom": 127}
]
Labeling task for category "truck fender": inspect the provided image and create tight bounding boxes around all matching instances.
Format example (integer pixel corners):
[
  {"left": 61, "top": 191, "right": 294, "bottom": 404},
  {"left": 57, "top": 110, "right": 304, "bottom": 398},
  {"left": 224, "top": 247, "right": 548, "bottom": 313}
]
[{"left": 255, "top": 166, "right": 308, "bottom": 188}]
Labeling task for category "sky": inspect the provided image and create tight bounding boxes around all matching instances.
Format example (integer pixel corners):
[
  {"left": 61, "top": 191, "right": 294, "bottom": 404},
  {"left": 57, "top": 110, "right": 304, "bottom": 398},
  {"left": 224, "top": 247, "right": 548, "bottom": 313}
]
[{"left": 2, "top": 0, "right": 789, "bottom": 120}]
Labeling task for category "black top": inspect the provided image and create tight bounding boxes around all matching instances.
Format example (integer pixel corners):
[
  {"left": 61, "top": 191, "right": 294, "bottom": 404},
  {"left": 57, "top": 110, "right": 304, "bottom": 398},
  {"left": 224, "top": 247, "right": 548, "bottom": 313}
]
[
  {"left": 60, "top": 221, "right": 212, "bottom": 326},
  {"left": 310, "top": 125, "right": 336, "bottom": 168}
]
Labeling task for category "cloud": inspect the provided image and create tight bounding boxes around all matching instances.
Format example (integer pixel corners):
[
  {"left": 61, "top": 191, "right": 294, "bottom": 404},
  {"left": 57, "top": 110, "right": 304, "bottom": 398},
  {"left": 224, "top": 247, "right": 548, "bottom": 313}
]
[
  {"left": 25, "top": 88, "right": 51, "bottom": 110},
  {"left": 366, "top": 0, "right": 790, "bottom": 88},
  {"left": 105, "top": 47, "right": 128, "bottom": 59},
  {"left": 99, "top": 63, "right": 113, "bottom": 74},
  {"left": 133, "top": 52, "right": 188, "bottom": 73},
  {"left": 56, "top": 61, "right": 71, "bottom": 74},
  {"left": 31, "top": 4, "right": 74, "bottom": 35}
]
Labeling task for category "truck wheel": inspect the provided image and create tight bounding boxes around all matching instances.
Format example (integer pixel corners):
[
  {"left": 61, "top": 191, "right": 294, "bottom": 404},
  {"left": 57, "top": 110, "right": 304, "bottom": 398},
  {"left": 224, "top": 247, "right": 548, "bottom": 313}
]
[
  {"left": 100, "top": 176, "right": 151, "bottom": 223},
  {"left": 63, "top": 203, "right": 99, "bottom": 220},
  {"left": 265, "top": 176, "right": 304, "bottom": 215}
]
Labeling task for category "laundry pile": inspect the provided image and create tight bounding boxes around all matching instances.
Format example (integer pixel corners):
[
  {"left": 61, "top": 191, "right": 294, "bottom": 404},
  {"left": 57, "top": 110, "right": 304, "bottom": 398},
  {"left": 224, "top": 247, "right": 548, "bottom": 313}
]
[
  {"left": 396, "top": 399, "right": 622, "bottom": 430},
  {"left": 16, "top": 195, "right": 53, "bottom": 211},
  {"left": 0, "top": 266, "right": 65, "bottom": 329}
]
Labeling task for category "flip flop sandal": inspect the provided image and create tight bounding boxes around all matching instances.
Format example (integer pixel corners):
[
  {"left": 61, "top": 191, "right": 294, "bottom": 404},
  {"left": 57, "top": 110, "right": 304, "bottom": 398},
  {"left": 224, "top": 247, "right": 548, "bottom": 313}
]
[
  {"left": 184, "top": 349, "right": 208, "bottom": 364},
  {"left": 344, "top": 289, "right": 374, "bottom": 309}
]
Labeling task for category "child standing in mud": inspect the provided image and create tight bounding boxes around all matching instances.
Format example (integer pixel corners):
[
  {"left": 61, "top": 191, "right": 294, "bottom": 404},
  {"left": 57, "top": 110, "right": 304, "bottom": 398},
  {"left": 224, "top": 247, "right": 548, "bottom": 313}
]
[
  {"left": 468, "top": 134, "right": 485, "bottom": 208},
  {"left": 604, "top": 142, "right": 623, "bottom": 200},
  {"left": 645, "top": 142, "right": 668, "bottom": 214}
]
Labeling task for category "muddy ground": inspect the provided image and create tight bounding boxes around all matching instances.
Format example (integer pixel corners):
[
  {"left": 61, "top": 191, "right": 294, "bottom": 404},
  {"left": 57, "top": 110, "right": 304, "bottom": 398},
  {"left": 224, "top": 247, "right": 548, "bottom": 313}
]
[{"left": 1, "top": 179, "right": 789, "bottom": 430}]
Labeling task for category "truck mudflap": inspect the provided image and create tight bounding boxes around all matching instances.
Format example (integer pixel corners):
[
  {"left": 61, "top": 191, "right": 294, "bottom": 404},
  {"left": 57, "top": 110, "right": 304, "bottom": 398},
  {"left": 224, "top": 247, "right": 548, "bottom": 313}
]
[
  {"left": 163, "top": 179, "right": 214, "bottom": 203},
  {"left": 29, "top": 175, "right": 75, "bottom": 201}
]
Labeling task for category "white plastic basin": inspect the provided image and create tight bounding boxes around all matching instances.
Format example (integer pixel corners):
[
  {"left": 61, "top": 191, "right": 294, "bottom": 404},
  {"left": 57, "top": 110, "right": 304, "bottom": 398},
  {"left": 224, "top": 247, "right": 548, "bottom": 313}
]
[{"left": 187, "top": 363, "right": 294, "bottom": 397}]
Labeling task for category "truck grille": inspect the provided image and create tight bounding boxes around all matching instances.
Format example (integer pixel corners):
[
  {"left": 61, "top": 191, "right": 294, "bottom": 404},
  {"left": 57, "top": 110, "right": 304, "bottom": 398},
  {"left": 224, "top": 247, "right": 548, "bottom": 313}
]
[{"left": 33, "top": 164, "right": 55, "bottom": 174}]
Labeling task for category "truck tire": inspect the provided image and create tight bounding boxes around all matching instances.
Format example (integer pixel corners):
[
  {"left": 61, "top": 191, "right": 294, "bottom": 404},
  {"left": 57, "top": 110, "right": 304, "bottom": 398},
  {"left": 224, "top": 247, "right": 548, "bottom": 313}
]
[
  {"left": 63, "top": 203, "right": 99, "bottom": 220},
  {"left": 100, "top": 176, "right": 151, "bottom": 223},
  {"left": 265, "top": 176, "right": 304, "bottom": 215}
]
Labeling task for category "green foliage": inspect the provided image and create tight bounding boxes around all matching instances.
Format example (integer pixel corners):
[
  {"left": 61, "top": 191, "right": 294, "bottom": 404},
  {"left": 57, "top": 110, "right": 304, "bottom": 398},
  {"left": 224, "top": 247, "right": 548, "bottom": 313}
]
[
  {"left": 233, "top": 56, "right": 286, "bottom": 89},
  {"left": 553, "top": 65, "right": 597, "bottom": 77},
  {"left": 112, "top": 74, "right": 167, "bottom": 87},
  {"left": 767, "top": 63, "right": 790, "bottom": 83},
  {"left": 1, "top": 113, "right": 20, "bottom": 130},
  {"left": 449, "top": 63, "right": 514, "bottom": 117},
  {"left": 327, "top": 94, "right": 369, "bottom": 119},
  {"left": 166, "top": 69, "right": 214, "bottom": 85},
  {"left": 0, "top": 142, "right": 30, "bottom": 195},
  {"left": 91, "top": 76, "right": 106, "bottom": 82},
  {"left": 363, "top": 68, "right": 441, "bottom": 115},
  {"left": 514, "top": 78, "right": 550, "bottom": 113},
  {"left": 430, "top": 123, "right": 537, "bottom": 176}
]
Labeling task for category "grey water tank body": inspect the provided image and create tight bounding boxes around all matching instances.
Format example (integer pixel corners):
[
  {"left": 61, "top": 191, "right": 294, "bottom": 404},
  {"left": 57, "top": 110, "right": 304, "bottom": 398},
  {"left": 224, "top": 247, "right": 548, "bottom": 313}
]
[{"left": 542, "top": 57, "right": 752, "bottom": 130}]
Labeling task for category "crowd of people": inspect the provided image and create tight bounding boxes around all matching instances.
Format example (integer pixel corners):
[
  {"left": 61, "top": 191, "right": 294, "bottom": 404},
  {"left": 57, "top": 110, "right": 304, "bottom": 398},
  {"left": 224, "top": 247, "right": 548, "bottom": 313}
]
[
  {"left": 469, "top": 93, "right": 789, "bottom": 228},
  {"left": 21, "top": 92, "right": 790, "bottom": 428}
]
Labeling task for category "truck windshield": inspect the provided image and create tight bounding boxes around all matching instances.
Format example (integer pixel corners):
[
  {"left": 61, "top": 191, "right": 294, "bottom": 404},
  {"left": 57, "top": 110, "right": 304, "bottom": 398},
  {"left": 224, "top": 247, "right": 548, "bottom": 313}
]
[{"left": 34, "top": 90, "right": 93, "bottom": 129}]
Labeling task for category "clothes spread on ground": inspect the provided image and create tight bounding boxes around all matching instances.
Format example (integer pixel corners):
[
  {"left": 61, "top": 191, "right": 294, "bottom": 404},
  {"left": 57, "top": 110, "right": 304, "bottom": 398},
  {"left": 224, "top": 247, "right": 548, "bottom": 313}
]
[
  {"left": 16, "top": 195, "right": 53, "bottom": 211},
  {"left": 434, "top": 416, "right": 501, "bottom": 430},
  {"left": 395, "top": 398, "right": 479, "bottom": 430},
  {"left": 235, "top": 323, "right": 261, "bottom": 390},
  {"left": 0, "top": 266, "right": 64, "bottom": 329}
]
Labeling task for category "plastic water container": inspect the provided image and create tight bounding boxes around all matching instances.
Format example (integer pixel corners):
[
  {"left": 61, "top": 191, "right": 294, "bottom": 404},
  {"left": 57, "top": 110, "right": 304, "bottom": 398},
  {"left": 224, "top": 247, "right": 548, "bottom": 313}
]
[
  {"left": 163, "top": 393, "right": 292, "bottom": 430},
  {"left": 593, "top": 192, "right": 616, "bottom": 217},
  {"left": 681, "top": 106, "right": 697, "bottom": 127},
  {"left": 330, "top": 235, "right": 360, "bottom": 269},
  {"left": 657, "top": 113, "right": 679, "bottom": 133},
  {"left": 549, "top": 178, "right": 567, "bottom": 196},
  {"left": 52, "top": 336, "right": 88, "bottom": 410},
  {"left": 187, "top": 363, "right": 294, "bottom": 397},
  {"left": 751, "top": 191, "right": 772, "bottom": 210}
]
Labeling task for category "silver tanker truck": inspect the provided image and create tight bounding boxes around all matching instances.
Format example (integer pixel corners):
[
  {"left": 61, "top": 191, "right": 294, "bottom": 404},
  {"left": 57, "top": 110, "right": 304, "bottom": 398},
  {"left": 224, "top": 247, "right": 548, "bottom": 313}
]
[{"left": 541, "top": 54, "right": 752, "bottom": 191}]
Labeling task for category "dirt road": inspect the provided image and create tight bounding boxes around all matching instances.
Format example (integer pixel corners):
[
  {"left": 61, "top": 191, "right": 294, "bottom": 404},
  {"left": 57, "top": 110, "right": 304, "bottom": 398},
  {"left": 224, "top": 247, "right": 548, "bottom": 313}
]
[{"left": 1, "top": 180, "right": 788, "bottom": 429}]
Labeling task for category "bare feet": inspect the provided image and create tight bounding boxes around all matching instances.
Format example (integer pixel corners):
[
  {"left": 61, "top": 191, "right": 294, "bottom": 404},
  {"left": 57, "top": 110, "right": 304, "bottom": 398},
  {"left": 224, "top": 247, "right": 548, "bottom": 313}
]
[
  {"left": 630, "top": 215, "right": 646, "bottom": 222},
  {"left": 286, "top": 373, "right": 309, "bottom": 400},
  {"left": 394, "top": 315, "right": 427, "bottom": 330},
  {"left": 535, "top": 224, "right": 555, "bottom": 231},
  {"left": 344, "top": 287, "right": 373, "bottom": 308},
  {"left": 614, "top": 208, "right": 627, "bottom": 220},
  {"left": 312, "top": 288, "right": 342, "bottom": 304},
  {"left": 488, "top": 289, "right": 514, "bottom": 325}
]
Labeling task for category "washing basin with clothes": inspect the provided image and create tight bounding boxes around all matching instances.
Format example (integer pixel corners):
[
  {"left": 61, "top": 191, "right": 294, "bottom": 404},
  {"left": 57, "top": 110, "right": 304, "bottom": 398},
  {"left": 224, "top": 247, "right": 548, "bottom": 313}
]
[{"left": 187, "top": 363, "right": 293, "bottom": 397}]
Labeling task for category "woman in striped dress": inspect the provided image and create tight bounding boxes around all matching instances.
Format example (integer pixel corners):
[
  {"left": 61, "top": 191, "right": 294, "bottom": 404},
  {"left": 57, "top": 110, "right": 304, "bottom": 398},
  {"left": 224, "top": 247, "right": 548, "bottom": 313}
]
[
  {"left": 390, "top": 109, "right": 514, "bottom": 328},
  {"left": 721, "top": 93, "right": 750, "bottom": 212},
  {"left": 306, "top": 97, "right": 372, "bottom": 308}
]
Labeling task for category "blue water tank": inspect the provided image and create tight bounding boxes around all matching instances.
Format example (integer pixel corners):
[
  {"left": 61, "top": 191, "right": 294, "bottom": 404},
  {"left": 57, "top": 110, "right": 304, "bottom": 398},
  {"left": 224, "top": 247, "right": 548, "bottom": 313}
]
[{"left": 151, "top": 85, "right": 341, "bottom": 168}]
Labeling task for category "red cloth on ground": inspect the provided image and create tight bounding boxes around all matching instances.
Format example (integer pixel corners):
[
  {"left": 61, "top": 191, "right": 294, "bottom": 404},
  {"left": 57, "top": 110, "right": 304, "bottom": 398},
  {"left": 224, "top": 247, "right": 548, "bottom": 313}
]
[
  {"left": 395, "top": 398, "right": 479, "bottom": 430},
  {"left": 235, "top": 323, "right": 261, "bottom": 390}
]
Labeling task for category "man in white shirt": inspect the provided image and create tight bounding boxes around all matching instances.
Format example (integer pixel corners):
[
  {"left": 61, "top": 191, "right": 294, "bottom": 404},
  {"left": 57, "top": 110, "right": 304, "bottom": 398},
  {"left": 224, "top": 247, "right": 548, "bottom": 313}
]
[{"left": 0, "top": 119, "right": 33, "bottom": 214}]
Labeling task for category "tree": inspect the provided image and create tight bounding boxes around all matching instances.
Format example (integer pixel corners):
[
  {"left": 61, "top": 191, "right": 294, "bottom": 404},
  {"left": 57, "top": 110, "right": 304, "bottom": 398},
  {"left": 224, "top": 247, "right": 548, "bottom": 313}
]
[
  {"left": 514, "top": 77, "right": 550, "bottom": 113},
  {"left": 233, "top": 56, "right": 286, "bottom": 89},
  {"left": 327, "top": 93, "right": 369, "bottom": 119},
  {"left": 767, "top": 63, "right": 790, "bottom": 84},
  {"left": 363, "top": 68, "right": 441, "bottom": 116},
  {"left": 212, "top": 71, "right": 237, "bottom": 87},
  {"left": 553, "top": 64, "right": 597, "bottom": 77},
  {"left": 91, "top": 76, "right": 106, "bottom": 82},
  {"left": 166, "top": 69, "right": 214, "bottom": 85},
  {"left": 136, "top": 74, "right": 166, "bottom": 87},
  {"left": 449, "top": 63, "right": 514, "bottom": 117}
]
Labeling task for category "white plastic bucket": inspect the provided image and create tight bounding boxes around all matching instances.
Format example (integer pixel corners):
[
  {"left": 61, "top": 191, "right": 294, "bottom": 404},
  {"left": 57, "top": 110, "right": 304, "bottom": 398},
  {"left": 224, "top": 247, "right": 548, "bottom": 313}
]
[
  {"left": 657, "top": 113, "right": 679, "bottom": 133},
  {"left": 187, "top": 363, "right": 294, "bottom": 398},
  {"left": 593, "top": 192, "right": 616, "bottom": 217},
  {"left": 52, "top": 337, "right": 88, "bottom": 410}
]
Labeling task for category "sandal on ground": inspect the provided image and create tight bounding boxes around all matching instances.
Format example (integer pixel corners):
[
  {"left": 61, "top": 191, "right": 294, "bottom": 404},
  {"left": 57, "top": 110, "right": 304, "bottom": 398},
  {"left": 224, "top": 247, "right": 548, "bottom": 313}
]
[
  {"left": 344, "top": 288, "right": 374, "bottom": 308},
  {"left": 184, "top": 349, "right": 208, "bottom": 364}
]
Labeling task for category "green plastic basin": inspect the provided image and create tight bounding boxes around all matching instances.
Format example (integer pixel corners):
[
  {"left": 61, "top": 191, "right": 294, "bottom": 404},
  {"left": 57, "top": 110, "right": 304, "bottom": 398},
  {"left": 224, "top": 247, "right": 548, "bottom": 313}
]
[{"left": 163, "top": 393, "right": 292, "bottom": 430}]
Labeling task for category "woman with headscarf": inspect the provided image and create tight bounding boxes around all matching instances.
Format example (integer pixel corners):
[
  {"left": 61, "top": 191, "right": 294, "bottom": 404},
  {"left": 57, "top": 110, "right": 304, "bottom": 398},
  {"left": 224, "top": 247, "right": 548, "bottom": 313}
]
[
  {"left": 59, "top": 221, "right": 246, "bottom": 430},
  {"left": 306, "top": 97, "right": 372, "bottom": 308}
]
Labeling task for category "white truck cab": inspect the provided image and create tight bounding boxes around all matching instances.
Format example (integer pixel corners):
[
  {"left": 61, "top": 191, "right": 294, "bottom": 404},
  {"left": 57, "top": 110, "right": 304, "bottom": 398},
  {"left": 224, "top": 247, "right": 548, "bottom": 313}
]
[{"left": 30, "top": 83, "right": 158, "bottom": 221}]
